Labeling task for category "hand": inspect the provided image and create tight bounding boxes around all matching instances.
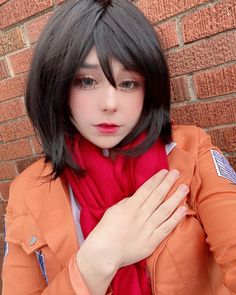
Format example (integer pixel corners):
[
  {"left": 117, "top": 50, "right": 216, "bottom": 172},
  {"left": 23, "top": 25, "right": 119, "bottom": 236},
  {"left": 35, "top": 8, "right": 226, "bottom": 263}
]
[{"left": 77, "top": 169, "right": 188, "bottom": 277}]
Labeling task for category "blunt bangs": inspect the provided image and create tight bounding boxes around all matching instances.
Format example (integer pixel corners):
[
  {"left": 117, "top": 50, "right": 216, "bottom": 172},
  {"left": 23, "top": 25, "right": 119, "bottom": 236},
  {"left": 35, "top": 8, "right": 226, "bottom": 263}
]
[{"left": 26, "top": 0, "right": 172, "bottom": 178}]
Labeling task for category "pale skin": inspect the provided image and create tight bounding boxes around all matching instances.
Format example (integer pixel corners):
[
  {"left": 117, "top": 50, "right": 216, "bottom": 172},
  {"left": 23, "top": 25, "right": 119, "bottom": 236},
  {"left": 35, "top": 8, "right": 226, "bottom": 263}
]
[{"left": 69, "top": 48, "right": 188, "bottom": 294}]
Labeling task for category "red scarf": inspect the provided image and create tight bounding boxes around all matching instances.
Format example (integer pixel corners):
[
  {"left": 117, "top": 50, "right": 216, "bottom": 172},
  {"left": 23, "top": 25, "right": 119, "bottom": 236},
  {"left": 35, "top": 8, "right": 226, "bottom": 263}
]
[{"left": 64, "top": 133, "right": 168, "bottom": 294}]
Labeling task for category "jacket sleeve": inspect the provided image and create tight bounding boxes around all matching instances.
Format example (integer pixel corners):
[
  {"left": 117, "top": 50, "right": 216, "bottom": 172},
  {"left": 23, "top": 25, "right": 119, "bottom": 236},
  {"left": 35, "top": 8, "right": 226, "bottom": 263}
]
[
  {"left": 68, "top": 254, "right": 113, "bottom": 295},
  {"left": 2, "top": 212, "right": 92, "bottom": 295},
  {"left": 196, "top": 128, "right": 236, "bottom": 292}
]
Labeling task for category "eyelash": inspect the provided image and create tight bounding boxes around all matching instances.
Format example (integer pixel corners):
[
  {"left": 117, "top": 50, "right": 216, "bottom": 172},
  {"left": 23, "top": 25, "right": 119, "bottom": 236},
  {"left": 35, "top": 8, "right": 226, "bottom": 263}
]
[
  {"left": 73, "top": 76, "right": 98, "bottom": 89},
  {"left": 120, "top": 80, "right": 139, "bottom": 90},
  {"left": 73, "top": 76, "right": 140, "bottom": 90}
]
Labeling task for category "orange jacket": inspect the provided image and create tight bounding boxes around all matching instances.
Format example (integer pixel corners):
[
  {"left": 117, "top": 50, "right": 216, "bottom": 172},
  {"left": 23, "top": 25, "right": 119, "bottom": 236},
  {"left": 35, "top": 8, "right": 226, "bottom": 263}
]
[{"left": 2, "top": 125, "right": 236, "bottom": 294}]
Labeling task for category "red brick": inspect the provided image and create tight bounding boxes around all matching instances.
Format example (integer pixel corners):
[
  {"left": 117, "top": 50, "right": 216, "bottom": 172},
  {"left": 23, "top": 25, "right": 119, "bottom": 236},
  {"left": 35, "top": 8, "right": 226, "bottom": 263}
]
[
  {"left": 0, "top": 0, "right": 7, "bottom": 5},
  {"left": 0, "top": 138, "right": 32, "bottom": 161},
  {"left": 0, "top": 200, "right": 7, "bottom": 223},
  {"left": 171, "top": 97, "right": 236, "bottom": 128},
  {"left": 25, "top": 12, "right": 53, "bottom": 44},
  {"left": 0, "top": 28, "right": 25, "bottom": 56},
  {"left": 0, "top": 98, "right": 26, "bottom": 122},
  {"left": 0, "top": 75, "right": 26, "bottom": 102},
  {"left": 0, "top": 201, "right": 7, "bottom": 238},
  {"left": 208, "top": 126, "right": 236, "bottom": 153},
  {"left": 155, "top": 20, "right": 179, "bottom": 50},
  {"left": 56, "top": 0, "right": 65, "bottom": 4},
  {"left": 194, "top": 64, "right": 236, "bottom": 99},
  {"left": 16, "top": 155, "right": 41, "bottom": 174},
  {"left": 182, "top": 0, "right": 236, "bottom": 43},
  {"left": 136, "top": 0, "right": 207, "bottom": 23},
  {"left": 0, "top": 181, "right": 11, "bottom": 200},
  {"left": 0, "top": 162, "right": 16, "bottom": 179},
  {"left": 0, "top": 200, "right": 7, "bottom": 229},
  {"left": 31, "top": 136, "right": 43, "bottom": 154},
  {"left": 0, "top": 59, "right": 10, "bottom": 80},
  {"left": 227, "top": 156, "right": 236, "bottom": 170},
  {"left": 0, "top": 117, "right": 34, "bottom": 142},
  {"left": 166, "top": 30, "right": 236, "bottom": 77},
  {"left": 170, "top": 76, "right": 191, "bottom": 102},
  {"left": 0, "top": 0, "right": 53, "bottom": 29},
  {"left": 8, "top": 48, "right": 33, "bottom": 75},
  {"left": 0, "top": 200, "right": 7, "bottom": 214}
]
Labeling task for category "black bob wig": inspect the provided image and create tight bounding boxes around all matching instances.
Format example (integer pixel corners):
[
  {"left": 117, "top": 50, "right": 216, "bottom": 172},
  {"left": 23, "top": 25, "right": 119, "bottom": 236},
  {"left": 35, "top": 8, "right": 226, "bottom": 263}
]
[{"left": 26, "top": 0, "right": 172, "bottom": 178}]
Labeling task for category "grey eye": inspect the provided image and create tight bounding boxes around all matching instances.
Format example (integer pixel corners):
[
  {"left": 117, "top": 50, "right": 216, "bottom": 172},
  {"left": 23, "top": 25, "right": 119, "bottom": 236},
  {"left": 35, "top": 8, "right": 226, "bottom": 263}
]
[
  {"left": 73, "top": 77, "right": 97, "bottom": 88},
  {"left": 121, "top": 81, "right": 137, "bottom": 89},
  {"left": 81, "top": 77, "right": 94, "bottom": 86}
]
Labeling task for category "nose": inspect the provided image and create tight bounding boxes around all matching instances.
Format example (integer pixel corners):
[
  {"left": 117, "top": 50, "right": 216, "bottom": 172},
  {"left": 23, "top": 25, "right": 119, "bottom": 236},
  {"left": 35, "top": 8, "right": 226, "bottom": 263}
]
[{"left": 101, "top": 85, "right": 118, "bottom": 113}]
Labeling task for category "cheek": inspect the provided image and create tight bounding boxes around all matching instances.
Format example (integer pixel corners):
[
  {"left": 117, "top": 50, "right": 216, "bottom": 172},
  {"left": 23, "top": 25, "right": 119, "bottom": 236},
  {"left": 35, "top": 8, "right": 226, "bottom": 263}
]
[
  {"left": 129, "top": 92, "right": 144, "bottom": 116},
  {"left": 69, "top": 91, "right": 93, "bottom": 119}
]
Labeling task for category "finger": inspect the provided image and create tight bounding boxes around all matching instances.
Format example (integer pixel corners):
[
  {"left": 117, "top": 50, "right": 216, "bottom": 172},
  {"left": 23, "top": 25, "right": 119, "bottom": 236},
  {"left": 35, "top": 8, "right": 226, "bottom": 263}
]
[
  {"left": 147, "top": 184, "right": 189, "bottom": 230},
  {"left": 150, "top": 206, "right": 187, "bottom": 245},
  {"left": 140, "top": 170, "right": 180, "bottom": 215},
  {"left": 132, "top": 169, "right": 169, "bottom": 207}
]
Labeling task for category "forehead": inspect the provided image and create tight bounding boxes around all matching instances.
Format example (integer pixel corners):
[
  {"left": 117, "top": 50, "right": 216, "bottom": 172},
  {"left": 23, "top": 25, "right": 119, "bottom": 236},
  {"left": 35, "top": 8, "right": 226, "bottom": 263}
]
[{"left": 83, "top": 47, "right": 99, "bottom": 64}]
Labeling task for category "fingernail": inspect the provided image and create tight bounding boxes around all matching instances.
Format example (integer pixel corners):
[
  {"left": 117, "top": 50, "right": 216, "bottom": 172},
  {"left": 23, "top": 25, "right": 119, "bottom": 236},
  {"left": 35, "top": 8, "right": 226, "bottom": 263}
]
[
  {"left": 161, "top": 169, "right": 169, "bottom": 175},
  {"left": 177, "top": 206, "right": 187, "bottom": 215},
  {"left": 171, "top": 169, "right": 180, "bottom": 177},
  {"left": 179, "top": 184, "right": 189, "bottom": 193}
]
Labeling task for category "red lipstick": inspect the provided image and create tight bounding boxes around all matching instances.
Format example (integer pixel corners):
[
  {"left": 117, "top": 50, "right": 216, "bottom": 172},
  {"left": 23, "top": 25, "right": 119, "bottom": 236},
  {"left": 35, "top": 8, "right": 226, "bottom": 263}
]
[{"left": 96, "top": 123, "right": 120, "bottom": 134}]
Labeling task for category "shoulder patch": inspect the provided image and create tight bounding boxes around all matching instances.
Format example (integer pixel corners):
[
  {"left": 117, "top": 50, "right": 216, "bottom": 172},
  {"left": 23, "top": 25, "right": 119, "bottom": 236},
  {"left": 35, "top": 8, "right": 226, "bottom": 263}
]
[{"left": 211, "top": 150, "right": 236, "bottom": 184}]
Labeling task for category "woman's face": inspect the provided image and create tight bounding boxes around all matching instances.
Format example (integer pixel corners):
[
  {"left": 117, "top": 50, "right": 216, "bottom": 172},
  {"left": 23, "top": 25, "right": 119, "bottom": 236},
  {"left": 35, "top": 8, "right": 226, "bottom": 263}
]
[{"left": 69, "top": 48, "right": 145, "bottom": 149}]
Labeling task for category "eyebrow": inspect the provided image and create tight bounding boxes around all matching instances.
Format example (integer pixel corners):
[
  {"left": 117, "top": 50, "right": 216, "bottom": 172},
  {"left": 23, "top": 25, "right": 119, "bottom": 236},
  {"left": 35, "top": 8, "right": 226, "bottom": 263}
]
[{"left": 80, "top": 62, "right": 101, "bottom": 69}]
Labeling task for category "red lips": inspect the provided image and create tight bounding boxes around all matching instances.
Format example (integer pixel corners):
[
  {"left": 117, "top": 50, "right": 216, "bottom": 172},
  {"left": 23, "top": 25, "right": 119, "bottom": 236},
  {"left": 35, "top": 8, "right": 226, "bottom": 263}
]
[
  {"left": 95, "top": 123, "right": 120, "bottom": 134},
  {"left": 98, "top": 123, "right": 119, "bottom": 127}
]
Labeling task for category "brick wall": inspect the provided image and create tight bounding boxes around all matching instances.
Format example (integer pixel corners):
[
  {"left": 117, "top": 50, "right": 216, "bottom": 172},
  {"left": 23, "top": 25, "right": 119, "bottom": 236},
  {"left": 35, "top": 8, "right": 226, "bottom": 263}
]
[{"left": 0, "top": 0, "right": 235, "bottom": 288}]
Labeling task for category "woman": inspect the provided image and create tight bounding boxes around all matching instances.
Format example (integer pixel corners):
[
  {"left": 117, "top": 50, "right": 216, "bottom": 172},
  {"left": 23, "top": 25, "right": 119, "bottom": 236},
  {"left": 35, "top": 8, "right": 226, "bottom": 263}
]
[{"left": 2, "top": 0, "right": 236, "bottom": 294}]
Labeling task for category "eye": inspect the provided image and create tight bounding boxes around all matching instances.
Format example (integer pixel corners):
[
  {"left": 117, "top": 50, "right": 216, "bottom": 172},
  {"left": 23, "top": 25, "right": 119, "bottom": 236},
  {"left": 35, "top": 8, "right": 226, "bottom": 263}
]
[
  {"left": 119, "top": 80, "right": 138, "bottom": 90},
  {"left": 74, "top": 76, "right": 98, "bottom": 89}
]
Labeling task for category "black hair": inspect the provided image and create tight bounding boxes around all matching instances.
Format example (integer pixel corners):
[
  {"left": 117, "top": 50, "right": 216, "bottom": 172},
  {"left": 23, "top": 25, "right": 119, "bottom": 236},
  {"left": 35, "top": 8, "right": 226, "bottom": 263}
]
[{"left": 26, "top": 0, "right": 172, "bottom": 178}]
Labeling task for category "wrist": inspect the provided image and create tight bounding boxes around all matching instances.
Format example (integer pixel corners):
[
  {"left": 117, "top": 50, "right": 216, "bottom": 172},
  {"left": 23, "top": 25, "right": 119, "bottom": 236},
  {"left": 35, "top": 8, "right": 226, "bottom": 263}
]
[{"left": 76, "top": 243, "right": 118, "bottom": 280}]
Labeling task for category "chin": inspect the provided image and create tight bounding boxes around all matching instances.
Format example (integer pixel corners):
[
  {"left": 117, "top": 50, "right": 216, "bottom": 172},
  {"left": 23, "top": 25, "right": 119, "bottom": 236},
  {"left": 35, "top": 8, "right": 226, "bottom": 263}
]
[
  {"left": 91, "top": 138, "right": 123, "bottom": 149},
  {"left": 93, "top": 142, "right": 118, "bottom": 149}
]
